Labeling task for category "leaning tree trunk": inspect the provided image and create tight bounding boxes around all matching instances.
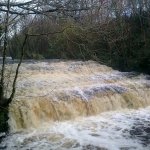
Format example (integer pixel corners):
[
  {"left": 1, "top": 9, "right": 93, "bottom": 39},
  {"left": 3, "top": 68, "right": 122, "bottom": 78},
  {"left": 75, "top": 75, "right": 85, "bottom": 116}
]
[
  {"left": 0, "top": 0, "right": 10, "bottom": 107},
  {"left": 0, "top": 0, "right": 28, "bottom": 132}
]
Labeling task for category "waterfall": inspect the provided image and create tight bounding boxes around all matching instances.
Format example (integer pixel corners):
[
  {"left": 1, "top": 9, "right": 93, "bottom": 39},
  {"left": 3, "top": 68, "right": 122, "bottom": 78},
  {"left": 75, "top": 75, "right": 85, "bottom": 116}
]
[
  {"left": 7, "top": 60, "right": 150, "bottom": 131},
  {"left": 1, "top": 60, "right": 150, "bottom": 150}
]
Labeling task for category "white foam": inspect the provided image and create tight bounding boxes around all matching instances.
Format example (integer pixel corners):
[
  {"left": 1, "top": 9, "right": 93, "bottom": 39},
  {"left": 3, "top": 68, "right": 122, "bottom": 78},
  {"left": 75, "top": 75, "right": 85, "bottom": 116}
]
[{"left": 2, "top": 107, "right": 150, "bottom": 150}]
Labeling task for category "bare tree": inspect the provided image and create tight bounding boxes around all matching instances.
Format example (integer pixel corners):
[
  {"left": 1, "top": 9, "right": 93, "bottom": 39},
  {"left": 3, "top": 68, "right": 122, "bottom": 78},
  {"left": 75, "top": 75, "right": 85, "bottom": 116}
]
[{"left": 0, "top": 0, "right": 89, "bottom": 108}]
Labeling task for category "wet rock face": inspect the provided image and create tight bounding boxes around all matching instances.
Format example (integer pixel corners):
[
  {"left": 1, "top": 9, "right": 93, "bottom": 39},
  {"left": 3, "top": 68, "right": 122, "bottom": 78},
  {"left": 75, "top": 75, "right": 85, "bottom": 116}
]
[
  {"left": 82, "top": 145, "right": 108, "bottom": 150},
  {"left": 0, "top": 133, "right": 6, "bottom": 145},
  {"left": 121, "top": 114, "right": 150, "bottom": 147},
  {"left": 129, "top": 122, "right": 150, "bottom": 146},
  {"left": 0, "top": 110, "right": 9, "bottom": 133},
  {"left": 0, "top": 111, "right": 8, "bottom": 147},
  {"left": 145, "top": 75, "right": 150, "bottom": 80}
]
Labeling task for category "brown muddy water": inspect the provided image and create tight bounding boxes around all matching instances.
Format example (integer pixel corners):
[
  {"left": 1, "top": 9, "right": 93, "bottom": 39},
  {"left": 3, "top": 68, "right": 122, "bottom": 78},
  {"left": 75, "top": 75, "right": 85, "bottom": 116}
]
[{"left": 1, "top": 60, "right": 150, "bottom": 150}]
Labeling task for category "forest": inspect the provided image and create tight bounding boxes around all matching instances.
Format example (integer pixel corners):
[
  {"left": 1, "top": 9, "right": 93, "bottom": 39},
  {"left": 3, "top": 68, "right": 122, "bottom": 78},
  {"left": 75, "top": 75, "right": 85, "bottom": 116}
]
[
  {"left": 1, "top": 0, "right": 150, "bottom": 74},
  {"left": 0, "top": 1, "right": 150, "bottom": 147}
]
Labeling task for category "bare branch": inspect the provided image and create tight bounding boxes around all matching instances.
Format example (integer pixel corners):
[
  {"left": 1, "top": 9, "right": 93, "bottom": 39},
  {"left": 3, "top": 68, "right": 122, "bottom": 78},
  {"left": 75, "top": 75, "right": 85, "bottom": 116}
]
[
  {"left": 0, "top": 0, "right": 89, "bottom": 15},
  {"left": 0, "top": 1, "right": 33, "bottom": 7}
]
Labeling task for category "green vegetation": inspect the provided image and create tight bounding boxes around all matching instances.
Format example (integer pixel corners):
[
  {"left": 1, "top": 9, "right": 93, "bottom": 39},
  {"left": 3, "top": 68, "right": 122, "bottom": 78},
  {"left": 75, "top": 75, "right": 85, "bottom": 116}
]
[
  {"left": 0, "top": 0, "right": 150, "bottom": 135},
  {"left": 10, "top": 11, "right": 150, "bottom": 74}
]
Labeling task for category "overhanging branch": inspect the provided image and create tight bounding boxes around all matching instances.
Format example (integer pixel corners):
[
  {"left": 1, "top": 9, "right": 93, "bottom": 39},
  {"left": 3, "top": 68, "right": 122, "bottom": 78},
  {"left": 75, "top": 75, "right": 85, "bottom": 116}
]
[
  {"left": 0, "top": 1, "right": 89, "bottom": 15},
  {"left": 0, "top": 1, "right": 33, "bottom": 7}
]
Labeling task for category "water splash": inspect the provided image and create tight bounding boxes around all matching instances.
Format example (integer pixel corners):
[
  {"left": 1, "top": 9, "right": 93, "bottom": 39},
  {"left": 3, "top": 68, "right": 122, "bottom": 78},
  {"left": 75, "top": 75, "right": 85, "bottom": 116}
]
[
  {"left": 6, "top": 60, "right": 150, "bottom": 131},
  {"left": 2, "top": 107, "right": 150, "bottom": 150}
]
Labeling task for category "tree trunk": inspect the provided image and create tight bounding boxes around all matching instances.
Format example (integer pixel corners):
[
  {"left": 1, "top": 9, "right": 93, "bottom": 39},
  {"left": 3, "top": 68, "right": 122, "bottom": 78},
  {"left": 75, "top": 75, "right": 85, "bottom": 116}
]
[{"left": 0, "top": 0, "right": 10, "bottom": 107}]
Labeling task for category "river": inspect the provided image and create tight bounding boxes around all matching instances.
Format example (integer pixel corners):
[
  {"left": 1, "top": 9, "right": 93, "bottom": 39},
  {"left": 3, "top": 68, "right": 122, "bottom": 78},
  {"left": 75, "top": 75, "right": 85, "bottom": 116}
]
[{"left": 1, "top": 60, "right": 150, "bottom": 150}]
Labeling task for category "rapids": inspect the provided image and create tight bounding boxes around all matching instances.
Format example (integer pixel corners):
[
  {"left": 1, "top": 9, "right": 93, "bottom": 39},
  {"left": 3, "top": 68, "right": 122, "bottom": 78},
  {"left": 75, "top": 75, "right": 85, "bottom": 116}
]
[{"left": 1, "top": 60, "right": 150, "bottom": 149}]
